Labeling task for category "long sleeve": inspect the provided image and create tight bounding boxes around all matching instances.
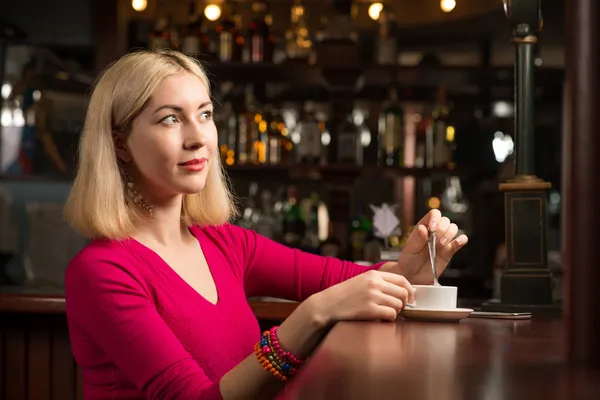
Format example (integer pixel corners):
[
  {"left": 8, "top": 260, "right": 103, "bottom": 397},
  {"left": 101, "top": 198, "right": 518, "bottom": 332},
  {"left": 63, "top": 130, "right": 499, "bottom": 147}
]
[
  {"left": 224, "top": 224, "right": 383, "bottom": 300},
  {"left": 65, "top": 249, "right": 223, "bottom": 400}
]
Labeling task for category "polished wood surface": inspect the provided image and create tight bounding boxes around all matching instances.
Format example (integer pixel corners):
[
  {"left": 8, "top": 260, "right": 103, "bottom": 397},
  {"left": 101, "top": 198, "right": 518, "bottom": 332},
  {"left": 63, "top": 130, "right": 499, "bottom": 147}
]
[
  {"left": 0, "top": 287, "right": 298, "bottom": 320},
  {"left": 283, "top": 318, "right": 600, "bottom": 400},
  {"left": 564, "top": 0, "right": 600, "bottom": 367}
]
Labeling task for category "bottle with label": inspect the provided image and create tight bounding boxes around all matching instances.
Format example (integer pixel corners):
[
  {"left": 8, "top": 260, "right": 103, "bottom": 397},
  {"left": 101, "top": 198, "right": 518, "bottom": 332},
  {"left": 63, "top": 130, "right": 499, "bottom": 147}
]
[
  {"left": 337, "top": 109, "right": 363, "bottom": 166},
  {"left": 431, "top": 86, "right": 452, "bottom": 167},
  {"left": 181, "top": 0, "right": 208, "bottom": 56},
  {"left": 247, "top": 0, "right": 274, "bottom": 63},
  {"left": 297, "top": 101, "right": 322, "bottom": 164},
  {"left": 376, "top": 7, "right": 397, "bottom": 65},
  {"left": 216, "top": 2, "right": 242, "bottom": 62},
  {"left": 378, "top": 87, "right": 405, "bottom": 166}
]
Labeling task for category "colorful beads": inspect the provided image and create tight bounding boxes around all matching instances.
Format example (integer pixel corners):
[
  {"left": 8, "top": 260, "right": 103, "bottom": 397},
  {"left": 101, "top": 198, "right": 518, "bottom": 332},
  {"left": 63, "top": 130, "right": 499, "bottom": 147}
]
[{"left": 254, "top": 325, "right": 307, "bottom": 382}]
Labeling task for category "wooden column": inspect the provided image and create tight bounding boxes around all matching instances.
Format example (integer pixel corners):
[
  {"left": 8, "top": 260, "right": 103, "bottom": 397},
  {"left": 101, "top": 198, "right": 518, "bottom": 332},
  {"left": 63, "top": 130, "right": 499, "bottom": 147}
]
[
  {"left": 92, "top": 0, "right": 120, "bottom": 73},
  {"left": 564, "top": 0, "right": 600, "bottom": 367}
]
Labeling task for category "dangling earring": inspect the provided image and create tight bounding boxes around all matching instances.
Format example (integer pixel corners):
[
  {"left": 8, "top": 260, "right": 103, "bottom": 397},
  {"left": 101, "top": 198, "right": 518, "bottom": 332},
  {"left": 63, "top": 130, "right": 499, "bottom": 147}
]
[{"left": 123, "top": 170, "right": 155, "bottom": 216}]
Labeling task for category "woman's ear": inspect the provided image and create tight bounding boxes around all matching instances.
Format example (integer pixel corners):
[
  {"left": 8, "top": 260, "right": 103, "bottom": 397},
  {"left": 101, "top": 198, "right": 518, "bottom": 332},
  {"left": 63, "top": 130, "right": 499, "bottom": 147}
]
[{"left": 112, "top": 131, "right": 131, "bottom": 163}]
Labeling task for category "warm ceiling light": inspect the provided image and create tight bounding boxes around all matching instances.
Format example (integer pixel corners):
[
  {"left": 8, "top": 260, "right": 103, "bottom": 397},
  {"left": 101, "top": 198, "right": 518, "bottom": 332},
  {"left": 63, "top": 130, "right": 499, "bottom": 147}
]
[
  {"left": 440, "top": 0, "right": 456, "bottom": 13},
  {"left": 368, "top": 2, "right": 384, "bottom": 20},
  {"left": 131, "top": 0, "right": 147, "bottom": 12},
  {"left": 204, "top": 4, "right": 222, "bottom": 21}
]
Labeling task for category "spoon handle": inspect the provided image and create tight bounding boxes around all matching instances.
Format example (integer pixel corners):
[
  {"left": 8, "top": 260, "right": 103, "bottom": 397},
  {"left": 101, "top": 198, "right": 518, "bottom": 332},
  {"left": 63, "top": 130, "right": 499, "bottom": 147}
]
[{"left": 428, "top": 231, "right": 440, "bottom": 286}]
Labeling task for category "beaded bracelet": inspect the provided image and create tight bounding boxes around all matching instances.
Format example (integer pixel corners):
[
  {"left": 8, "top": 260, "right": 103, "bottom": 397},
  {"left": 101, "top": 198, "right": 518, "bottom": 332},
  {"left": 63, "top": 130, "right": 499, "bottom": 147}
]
[
  {"left": 254, "top": 341, "right": 288, "bottom": 382},
  {"left": 255, "top": 326, "right": 306, "bottom": 381},
  {"left": 269, "top": 326, "right": 305, "bottom": 366}
]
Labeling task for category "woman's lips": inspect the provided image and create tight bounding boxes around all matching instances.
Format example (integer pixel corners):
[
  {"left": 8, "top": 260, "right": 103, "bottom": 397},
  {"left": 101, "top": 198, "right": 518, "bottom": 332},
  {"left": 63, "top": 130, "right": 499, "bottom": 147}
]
[{"left": 178, "top": 158, "right": 207, "bottom": 172}]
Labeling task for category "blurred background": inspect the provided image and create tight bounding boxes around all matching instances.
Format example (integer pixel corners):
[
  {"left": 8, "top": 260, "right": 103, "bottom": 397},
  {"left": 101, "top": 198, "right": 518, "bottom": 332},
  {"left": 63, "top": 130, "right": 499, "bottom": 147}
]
[{"left": 0, "top": 0, "right": 564, "bottom": 300}]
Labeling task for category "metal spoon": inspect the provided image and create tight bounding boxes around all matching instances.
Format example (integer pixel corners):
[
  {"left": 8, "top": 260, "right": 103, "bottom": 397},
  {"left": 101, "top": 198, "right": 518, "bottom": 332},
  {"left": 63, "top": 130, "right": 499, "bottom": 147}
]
[{"left": 428, "top": 231, "right": 441, "bottom": 286}]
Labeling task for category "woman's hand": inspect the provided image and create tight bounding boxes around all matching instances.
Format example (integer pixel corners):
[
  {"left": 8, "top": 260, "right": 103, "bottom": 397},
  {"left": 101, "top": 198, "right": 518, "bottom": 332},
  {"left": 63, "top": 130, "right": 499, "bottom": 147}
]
[
  {"left": 382, "top": 209, "right": 468, "bottom": 285},
  {"left": 307, "top": 270, "right": 415, "bottom": 325}
]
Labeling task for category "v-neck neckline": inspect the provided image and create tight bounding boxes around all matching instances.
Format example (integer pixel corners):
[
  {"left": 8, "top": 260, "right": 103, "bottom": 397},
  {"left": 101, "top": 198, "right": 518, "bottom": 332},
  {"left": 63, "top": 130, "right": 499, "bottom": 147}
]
[{"left": 128, "top": 227, "right": 221, "bottom": 307}]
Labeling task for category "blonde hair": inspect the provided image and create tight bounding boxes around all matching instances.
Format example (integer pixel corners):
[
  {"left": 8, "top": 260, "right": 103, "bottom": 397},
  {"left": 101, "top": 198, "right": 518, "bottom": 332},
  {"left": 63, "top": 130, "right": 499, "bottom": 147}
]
[{"left": 65, "top": 49, "right": 237, "bottom": 240}]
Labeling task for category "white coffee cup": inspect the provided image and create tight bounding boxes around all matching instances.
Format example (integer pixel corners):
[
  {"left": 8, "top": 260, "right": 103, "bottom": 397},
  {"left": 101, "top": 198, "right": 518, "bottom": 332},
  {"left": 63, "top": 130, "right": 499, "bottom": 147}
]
[{"left": 408, "top": 285, "right": 458, "bottom": 310}]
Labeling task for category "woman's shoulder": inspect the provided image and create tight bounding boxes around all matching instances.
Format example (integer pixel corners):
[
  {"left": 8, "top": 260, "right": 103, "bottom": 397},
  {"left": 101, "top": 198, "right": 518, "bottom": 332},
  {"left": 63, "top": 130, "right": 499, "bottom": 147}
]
[
  {"left": 191, "top": 222, "right": 250, "bottom": 244},
  {"left": 66, "top": 238, "right": 141, "bottom": 282}
]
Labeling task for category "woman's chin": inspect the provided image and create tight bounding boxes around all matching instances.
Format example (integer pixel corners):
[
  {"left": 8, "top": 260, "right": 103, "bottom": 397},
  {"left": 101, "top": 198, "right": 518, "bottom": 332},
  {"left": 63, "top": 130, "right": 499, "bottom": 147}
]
[{"left": 179, "top": 181, "right": 207, "bottom": 194}]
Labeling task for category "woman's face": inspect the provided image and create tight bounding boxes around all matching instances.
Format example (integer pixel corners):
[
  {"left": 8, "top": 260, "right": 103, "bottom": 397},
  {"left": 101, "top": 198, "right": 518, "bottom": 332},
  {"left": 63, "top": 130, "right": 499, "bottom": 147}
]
[{"left": 117, "top": 72, "right": 217, "bottom": 203}]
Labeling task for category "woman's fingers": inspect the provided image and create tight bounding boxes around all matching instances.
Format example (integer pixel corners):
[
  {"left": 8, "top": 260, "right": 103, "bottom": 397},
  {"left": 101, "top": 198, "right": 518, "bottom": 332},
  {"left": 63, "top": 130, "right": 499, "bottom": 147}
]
[
  {"left": 438, "top": 222, "right": 458, "bottom": 247},
  {"left": 438, "top": 234, "right": 469, "bottom": 262}
]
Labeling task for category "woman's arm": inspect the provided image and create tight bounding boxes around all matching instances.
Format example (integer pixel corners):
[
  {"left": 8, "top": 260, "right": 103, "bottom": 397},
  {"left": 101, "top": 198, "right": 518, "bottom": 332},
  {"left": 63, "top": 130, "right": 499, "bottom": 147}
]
[
  {"left": 222, "top": 224, "right": 385, "bottom": 300},
  {"left": 220, "top": 296, "right": 327, "bottom": 399},
  {"left": 66, "top": 250, "right": 328, "bottom": 400}
]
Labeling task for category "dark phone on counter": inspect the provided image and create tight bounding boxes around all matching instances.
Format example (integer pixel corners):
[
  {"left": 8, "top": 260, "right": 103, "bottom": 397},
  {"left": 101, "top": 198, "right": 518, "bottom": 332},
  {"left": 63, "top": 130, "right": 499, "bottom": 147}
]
[{"left": 469, "top": 311, "right": 532, "bottom": 320}]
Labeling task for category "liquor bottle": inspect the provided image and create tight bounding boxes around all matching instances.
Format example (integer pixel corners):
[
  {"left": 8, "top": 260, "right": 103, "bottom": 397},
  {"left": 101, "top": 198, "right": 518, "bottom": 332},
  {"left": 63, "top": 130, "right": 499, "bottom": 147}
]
[
  {"left": 378, "top": 87, "right": 405, "bottom": 166},
  {"left": 431, "top": 86, "right": 452, "bottom": 167},
  {"left": 297, "top": 101, "right": 322, "bottom": 164},
  {"left": 254, "top": 189, "right": 276, "bottom": 239},
  {"left": 181, "top": 0, "right": 208, "bottom": 56},
  {"left": 337, "top": 108, "right": 363, "bottom": 166},
  {"left": 266, "top": 107, "right": 284, "bottom": 165},
  {"left": 237, "top": 85, "right": 260, "bottom": 164},
  {"left": 302, "top": 192, "right": 321, "bottom": 253},
  {"left": 256, "top": 104, "right": 269, "bottom": 164},
  {"left": 216, "top": 101, "right": 237, "bottom": 166},
  {"left": 277, "top": 109, "right": 295, "bottom": 165},
  {"left": 349, "top": 205, "right": 369, "bottom": 261},
  {"left": 248, "top": 0, "right": 274, "bottom": 63},
  {"left": 216, "top": 2, "right": 242, "bottom": 62},
  {"left": 148, "top": 17, "right": 170, "bottom": 49},
  {"left": 282, "top": 186, "right": 306, "bottom": 248},
  {"left": 376, "top": 7, "right": 397, "bottom": 65}
]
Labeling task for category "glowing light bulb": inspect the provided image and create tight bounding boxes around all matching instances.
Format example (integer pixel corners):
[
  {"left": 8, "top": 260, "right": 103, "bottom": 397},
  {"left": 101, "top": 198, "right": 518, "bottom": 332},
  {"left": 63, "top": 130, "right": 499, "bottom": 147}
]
[
  {"left": 368, "top": 3, "right": 383, "bottom": 20},
  {"left": 440, "top": 0, "right": 456, "bottom": 13},
  {"left": 131, "top": 0, "right": 147, "bottom": 12},
  {"left": 204, "top": 4, "right": 222, "bottom": 21}
]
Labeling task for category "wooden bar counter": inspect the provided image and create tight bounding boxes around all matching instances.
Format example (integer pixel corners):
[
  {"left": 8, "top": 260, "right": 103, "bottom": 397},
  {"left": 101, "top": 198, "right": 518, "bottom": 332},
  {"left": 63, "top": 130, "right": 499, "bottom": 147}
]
[
  {"left": 283, "top": 318, "right": 600, "bottom": 400},
  {"left": 0, "top": 286, "right": 298, "bottom": 400}
]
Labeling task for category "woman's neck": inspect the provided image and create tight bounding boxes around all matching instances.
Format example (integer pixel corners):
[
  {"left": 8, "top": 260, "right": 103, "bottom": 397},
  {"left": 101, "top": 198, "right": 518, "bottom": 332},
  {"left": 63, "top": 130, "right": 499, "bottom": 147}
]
[{"left": 132, "top": 195, "right": 194, "bottom": 247}]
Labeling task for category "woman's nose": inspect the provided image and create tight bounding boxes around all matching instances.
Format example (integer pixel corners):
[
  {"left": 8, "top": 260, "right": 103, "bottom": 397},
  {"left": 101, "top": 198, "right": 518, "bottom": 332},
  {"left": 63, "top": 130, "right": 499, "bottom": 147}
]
[{"left": 183, "top": 122, "right": 206, "bottom": 150}]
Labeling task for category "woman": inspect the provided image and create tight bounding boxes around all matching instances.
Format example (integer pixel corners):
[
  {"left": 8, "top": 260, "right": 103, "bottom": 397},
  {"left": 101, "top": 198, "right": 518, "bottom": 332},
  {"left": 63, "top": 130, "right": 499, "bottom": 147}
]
[{"left": 64, "top": 49, "right": 467, "bottom": 400}]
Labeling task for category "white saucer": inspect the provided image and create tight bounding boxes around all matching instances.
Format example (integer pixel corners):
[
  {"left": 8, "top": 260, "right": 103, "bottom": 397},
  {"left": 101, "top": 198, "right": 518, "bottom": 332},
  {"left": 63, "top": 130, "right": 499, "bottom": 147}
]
[{"left": 401, "top": 307, "right": 473, "bottom": 323}]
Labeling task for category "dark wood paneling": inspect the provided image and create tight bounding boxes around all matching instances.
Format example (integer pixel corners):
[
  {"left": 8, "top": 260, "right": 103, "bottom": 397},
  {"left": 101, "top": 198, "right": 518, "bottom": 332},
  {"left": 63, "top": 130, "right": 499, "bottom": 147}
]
[
  {"left": 27, "top": 329, "right": 51, "bottom": 400},
  {"left": 5, "top": 328, "right": 27, "bottom": 400},
  {"left": 0, "top": 314, "right": 80, "bottom": 400},
  {"left": 50, "top": 331, "right": 76, "bottom": 400},
  {"left": 0, "top": 329, "right": 4, "bottom": 399}
]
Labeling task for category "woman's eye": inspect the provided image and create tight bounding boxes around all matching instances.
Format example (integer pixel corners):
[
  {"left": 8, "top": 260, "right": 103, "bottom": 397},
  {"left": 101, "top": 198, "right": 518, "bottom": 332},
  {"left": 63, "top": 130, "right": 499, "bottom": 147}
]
[
  {"left": 200, "top": 110, "right": 213, "bottom": 121},
  {"left": 161, "top": 114, "right": 179, "bottom": 125}
]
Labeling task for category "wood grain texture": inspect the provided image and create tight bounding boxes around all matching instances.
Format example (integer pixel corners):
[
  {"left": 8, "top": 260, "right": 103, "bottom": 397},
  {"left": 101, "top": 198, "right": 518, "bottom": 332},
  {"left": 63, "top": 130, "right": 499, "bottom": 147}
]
[{"left": 283, "top": 318, "right": 600, "bottom": 399}]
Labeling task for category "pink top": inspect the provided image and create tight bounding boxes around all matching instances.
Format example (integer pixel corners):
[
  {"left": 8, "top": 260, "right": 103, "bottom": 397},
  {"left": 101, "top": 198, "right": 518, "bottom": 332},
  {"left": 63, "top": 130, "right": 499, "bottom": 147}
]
[{"left": 65, "top": 223, "right": 379, "bottom": 399}]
